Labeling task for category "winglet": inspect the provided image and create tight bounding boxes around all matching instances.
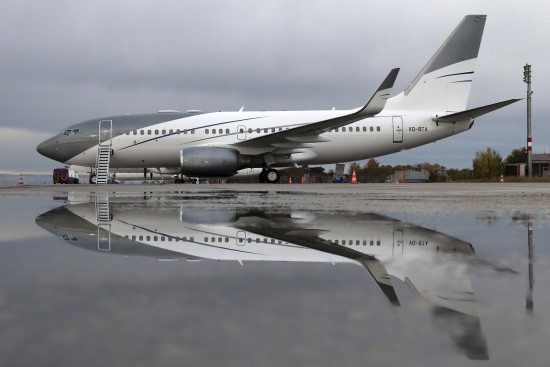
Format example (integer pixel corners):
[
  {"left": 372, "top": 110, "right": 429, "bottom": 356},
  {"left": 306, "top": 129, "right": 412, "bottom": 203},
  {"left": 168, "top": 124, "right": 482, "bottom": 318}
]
[{"left": 358, "top": 68, "right": 400, "bottom": 117}]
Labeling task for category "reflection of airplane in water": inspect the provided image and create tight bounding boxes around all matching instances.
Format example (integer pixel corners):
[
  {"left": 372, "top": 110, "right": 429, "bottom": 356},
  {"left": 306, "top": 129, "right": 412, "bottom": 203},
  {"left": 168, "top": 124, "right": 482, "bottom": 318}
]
[{"left": 36, "top": 198, "right": 488, "bottom": 360}]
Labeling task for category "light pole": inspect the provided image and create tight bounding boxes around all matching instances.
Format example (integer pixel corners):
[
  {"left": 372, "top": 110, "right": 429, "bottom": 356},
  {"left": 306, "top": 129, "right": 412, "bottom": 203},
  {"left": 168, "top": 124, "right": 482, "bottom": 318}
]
[{"left": 523, "top": 64, "right": 532, "bottom": 177}]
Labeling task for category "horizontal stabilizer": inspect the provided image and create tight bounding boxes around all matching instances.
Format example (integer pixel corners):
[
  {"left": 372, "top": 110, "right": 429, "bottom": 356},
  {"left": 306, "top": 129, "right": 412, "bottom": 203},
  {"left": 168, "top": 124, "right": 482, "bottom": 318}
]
[{"left": 434, "top": 98, "right": 521, "bottom": 123}]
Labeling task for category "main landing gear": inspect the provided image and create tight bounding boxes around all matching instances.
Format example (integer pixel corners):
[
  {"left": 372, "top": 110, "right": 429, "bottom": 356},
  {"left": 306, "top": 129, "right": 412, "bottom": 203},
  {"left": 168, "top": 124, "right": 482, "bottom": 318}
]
[{"left": 259, "top": 168, "right": 280, "bottom": 184}]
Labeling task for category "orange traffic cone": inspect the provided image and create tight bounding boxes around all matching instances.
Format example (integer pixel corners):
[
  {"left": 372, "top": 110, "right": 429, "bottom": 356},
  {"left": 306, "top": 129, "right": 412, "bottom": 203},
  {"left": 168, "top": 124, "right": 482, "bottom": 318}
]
[
  {"left": 289, "top": 177, "right": 293, "bottom": 184},
  {"left": 301, "top": 176, "right": 305, "bottom": 184},
  {"left": 500, "top": 174, "right": 504, "bottom": 182},
  {"left": 18, "top": 174, "right": 23, "bottom": 185},
  {"left": 81, "top": 178, "right": 85, "bottom": 184},
  {"left": 351, "top": 169, "right": 358, "bottom": 184}
]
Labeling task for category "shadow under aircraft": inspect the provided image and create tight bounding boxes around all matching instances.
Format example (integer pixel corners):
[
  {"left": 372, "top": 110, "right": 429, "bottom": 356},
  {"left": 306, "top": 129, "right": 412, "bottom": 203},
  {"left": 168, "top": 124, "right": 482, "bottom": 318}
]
[{"left": 36, "top": 195, "right": 489, "bottom": 360}]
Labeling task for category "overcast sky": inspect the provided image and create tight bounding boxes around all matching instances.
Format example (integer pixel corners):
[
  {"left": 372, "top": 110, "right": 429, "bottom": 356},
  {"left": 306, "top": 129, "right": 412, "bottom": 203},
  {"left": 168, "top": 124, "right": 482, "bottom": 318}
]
[{"left": 1, "top": 0, "right": 549, "bottom": 173}]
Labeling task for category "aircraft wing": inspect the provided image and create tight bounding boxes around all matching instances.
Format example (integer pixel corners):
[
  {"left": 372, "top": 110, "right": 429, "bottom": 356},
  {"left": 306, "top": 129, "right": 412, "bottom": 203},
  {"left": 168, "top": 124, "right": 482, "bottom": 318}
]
[
  {"left": 232, "top": 68, "right": 399, "bottom": 149},
  {"left": 434, "top": 98, "right": 521, "bottom": 123},
  {"left": 232, "top": 223, "right": 400, "bottom": 306}
]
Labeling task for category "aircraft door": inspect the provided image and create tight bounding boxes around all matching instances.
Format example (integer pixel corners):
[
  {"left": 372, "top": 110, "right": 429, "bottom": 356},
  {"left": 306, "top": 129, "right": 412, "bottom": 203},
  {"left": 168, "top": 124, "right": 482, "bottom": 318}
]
[
  {"left": 98, "top": 225, "right": 111, "bottom": 251},
  {"left": 236, "top": 231, "right": 247, "bottom": 246},
  {"left": 392, "top": 228, "right": 404, "bottom": 257},
  {"left": 392, "top": 117, "right": 403, "bottom": 143},
  {"left": 237, "top": 125, "right": 247, "bottom": 140},
  {"left": 99, "top": 119, "right": 113, "bottom": 146}
]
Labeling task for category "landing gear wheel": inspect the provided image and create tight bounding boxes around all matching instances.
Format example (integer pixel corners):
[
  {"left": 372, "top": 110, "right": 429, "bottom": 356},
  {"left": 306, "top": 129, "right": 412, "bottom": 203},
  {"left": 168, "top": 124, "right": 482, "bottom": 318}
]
[
  {"left": 265, "top": 169, "right": 280, "bottom": 184},
  {"left": 89, "top": 174, "right": 97, "bottom": 184}
]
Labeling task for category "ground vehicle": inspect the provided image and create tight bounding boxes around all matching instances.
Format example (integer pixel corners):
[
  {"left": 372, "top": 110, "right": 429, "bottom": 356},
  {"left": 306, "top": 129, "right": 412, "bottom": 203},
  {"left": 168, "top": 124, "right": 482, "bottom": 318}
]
[{"left": 53, "top": 168, "right": 79, "bottom": 184}]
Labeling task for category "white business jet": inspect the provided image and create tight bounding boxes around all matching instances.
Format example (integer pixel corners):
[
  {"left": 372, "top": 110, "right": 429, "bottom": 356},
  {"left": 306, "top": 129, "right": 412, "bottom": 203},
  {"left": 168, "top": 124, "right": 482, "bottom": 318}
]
[{"left": 37, "top": 15, "right": 518, "bottom": 183}]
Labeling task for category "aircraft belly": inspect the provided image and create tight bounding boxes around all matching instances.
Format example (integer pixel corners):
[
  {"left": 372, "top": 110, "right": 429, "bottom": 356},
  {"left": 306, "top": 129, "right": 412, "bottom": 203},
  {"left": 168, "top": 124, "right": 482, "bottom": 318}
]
[{"left": 111, "top": 146, "right": 179, "bottom": 168}]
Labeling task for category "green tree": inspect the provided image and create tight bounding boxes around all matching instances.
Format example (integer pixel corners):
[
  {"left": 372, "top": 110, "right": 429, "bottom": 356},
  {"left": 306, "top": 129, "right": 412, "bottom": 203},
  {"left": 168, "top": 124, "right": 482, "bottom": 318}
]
[
  {"left": 505, "top": 147, "right": 528, "bottom": 164},
  {"left": 473, "top": 148, "right": 504, "bottom": 179},
  {"left": 366, "top": 158, "right": 380, "bottom": 168}
]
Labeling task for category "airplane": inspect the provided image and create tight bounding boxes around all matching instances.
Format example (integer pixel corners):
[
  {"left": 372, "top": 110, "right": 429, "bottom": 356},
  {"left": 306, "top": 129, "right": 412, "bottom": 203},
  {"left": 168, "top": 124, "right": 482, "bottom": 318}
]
[
  {"left": 36, "top": 15, "right": 519, "bottom": 184},
  {"left": 35, "top": 195, "right": 490, "bottom": 359}
]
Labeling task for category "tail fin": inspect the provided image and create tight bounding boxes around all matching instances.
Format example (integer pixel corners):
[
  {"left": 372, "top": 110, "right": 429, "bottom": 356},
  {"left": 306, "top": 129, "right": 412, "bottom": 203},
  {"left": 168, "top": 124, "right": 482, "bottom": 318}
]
[{"left": 386, "top": 15, "right": 487, "bottom": 113}]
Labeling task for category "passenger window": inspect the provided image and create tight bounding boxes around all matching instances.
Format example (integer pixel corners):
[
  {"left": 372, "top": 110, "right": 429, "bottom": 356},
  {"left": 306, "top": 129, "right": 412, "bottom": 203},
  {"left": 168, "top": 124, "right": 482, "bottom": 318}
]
[
  {"left": 162, "top": 129, "right": 166, "bottom": 134},
  {"left": 139, "top": 235, "right": 143, "bottom": 241},
  {"left": 154, "top": 129, "right": 159, "bottom": 135},
  {"left": 363, "top": 127, "right": 366, "bottom": 132},
  {"left": 133, "top": 130, "right": 137, "bottom": 135},
  {"left": 271, "top": 128, "right": 275, "bottom": 133},
  {"left": 153, "top": 236, "right": 158, "bottom": 241},
  {"left": 377, "top": 240, "right": 381, "bottom": 246},
  {"left": 147, "top": 130, "right": 151, "bottom": 135},
  {"left": 191, "top": 130, "right": 195, "bottom": 134},
  {"left": 377, "top": 127, "right": 380, "bottom": 132},
  {"left": 264, "top": 128, "right": 268, "bottom": 133},
  {"left": 169, "top": 129, "right": 173, "bottom": 134},
  {"left": 356, "top": 127, "right": 360, "bottom": 132},
  {"left": 226, "top": 129, "right": 229, "bottom": 134},
  {"left": 219, "top": 129, "right": 223, "bottom": 134},
  {"left": 370, "top": 126, "right": 374, "bottom": 132},
  {"left": 256, "top": 128, "right": 260, "bottom": 133},
  {"left": 247, "top": 128, "right": 251, "bottom": 133},
  {"left": 205, "top": 129, "right": 209, "bottom": 134},
  {"left": 146, "top": 236, "right": 150, "bottom": 241},
  {"left": 204, "top": 237, "right": 208, "bottom": 242},
  {"left": 335, "top": 128, "right": 339, "bottom": 132}
]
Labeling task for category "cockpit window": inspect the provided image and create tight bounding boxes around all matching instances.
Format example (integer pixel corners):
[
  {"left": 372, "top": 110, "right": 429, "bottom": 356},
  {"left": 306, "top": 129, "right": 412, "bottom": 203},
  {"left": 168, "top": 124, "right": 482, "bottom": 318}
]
[{"left": 59, "top": 129, "right": 80, "bottom": 136}]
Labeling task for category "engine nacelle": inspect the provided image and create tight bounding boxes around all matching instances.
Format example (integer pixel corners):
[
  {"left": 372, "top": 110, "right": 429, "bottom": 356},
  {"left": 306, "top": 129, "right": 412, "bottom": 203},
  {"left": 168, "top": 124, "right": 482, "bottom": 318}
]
[{"left": 180, "top": 147, "right": 240, "bottom": 177}]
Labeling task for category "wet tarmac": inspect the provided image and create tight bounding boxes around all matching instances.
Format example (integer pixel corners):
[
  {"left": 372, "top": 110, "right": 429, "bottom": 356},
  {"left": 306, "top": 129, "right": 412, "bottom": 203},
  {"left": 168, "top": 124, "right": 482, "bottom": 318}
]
[{"left": 1, "top": 183, "right": 550, "bottom": 366}]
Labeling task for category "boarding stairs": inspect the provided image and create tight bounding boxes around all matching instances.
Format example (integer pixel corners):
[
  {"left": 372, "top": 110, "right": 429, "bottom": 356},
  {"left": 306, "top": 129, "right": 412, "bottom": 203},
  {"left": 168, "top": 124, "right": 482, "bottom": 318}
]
[
  {"left": 95, "top": 120, "right": 112, "bottom": 184},
  {"left": 95, "top": 192, "right": 111, "bottom": 251}
]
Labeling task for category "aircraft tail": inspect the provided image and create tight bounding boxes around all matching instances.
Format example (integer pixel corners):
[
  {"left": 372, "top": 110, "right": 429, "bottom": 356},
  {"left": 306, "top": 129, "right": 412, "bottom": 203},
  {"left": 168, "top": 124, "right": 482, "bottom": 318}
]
[{"left": 386, "top": 15, "right": 487, "bottom": 113}]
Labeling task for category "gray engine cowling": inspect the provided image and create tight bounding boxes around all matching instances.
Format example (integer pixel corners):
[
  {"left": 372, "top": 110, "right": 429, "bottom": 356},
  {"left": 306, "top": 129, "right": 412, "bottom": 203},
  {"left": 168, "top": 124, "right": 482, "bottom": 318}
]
[{"left": 180, "top": 147, "right": 240, "bottom": 177}]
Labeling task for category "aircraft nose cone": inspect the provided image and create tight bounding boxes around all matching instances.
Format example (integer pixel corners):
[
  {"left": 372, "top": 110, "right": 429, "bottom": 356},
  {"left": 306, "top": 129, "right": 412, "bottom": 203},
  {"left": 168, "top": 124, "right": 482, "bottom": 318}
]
[{"left": 36, "top": 137, "right": 63, "bottom": 162}]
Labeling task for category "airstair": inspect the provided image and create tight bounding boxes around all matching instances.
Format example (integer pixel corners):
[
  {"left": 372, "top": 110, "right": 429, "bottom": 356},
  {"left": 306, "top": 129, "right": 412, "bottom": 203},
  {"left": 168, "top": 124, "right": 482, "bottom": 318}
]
[
  {"left": 95, "top": 192, "right": 111, "bottom": 251},
  {"left": 95, "top": 120, "right": 112, "bottom": 184}
]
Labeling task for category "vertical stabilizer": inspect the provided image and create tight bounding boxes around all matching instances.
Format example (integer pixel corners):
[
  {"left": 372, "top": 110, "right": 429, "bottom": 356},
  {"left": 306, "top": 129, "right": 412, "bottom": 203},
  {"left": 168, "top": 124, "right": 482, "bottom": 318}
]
[{"left": 386, "top": 15, "right": 486, "bottom": 113}]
